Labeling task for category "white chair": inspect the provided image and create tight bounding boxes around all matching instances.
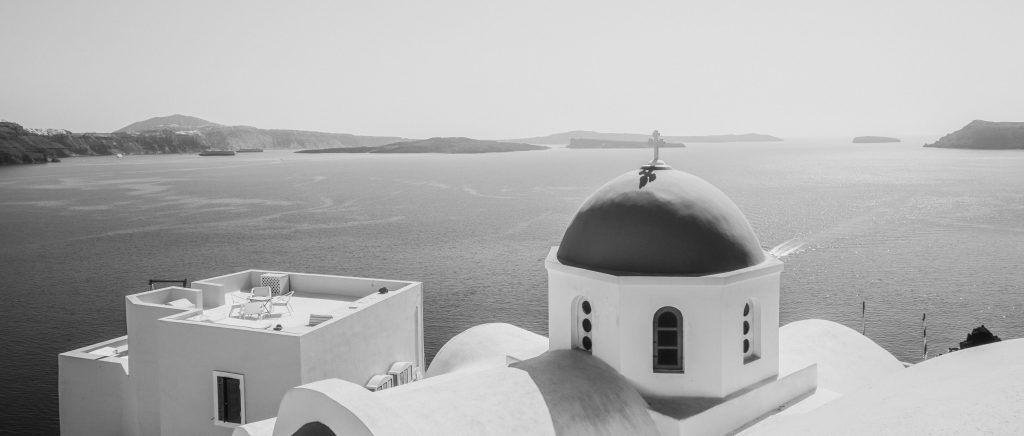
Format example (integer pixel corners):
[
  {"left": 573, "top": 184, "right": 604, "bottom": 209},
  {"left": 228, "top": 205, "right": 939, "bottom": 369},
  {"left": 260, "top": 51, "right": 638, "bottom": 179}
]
[
  {"left": 229, "top": 293, "right": 250, "bottom": 318},
  {"left": 252, "top": 286, "right": 272, "bottom": 298},
  {"left": 239, "top": 301, "right": 268, "bottom": 320},
  {"left": 272, "top": 291, "right": 294, "bottom": 314}
]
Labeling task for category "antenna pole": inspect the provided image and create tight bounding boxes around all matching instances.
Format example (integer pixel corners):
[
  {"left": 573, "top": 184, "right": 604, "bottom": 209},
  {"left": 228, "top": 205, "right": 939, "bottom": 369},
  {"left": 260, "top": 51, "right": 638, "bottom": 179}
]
[
  {"left": 922, "top": 312, "right": 928, "bottom": 360},
  {"left": 861, "top": 300, "right": 866, "bottom": 335}
]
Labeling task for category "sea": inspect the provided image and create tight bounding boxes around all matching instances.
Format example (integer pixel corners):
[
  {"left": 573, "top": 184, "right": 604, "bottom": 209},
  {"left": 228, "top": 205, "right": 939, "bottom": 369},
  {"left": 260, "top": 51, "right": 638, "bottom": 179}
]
[{"left": 2, "top": 139, "right": 1023, "bottom": 434}]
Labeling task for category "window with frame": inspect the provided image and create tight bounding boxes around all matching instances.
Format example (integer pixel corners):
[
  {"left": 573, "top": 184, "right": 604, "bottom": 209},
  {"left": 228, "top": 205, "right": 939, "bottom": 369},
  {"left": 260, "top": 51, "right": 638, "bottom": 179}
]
[
  {"left": 653, "top": 307, "right": 684, "bottom": 372},
  {"left": 213, "top": 371, "right": 245, "bottom": 426}
]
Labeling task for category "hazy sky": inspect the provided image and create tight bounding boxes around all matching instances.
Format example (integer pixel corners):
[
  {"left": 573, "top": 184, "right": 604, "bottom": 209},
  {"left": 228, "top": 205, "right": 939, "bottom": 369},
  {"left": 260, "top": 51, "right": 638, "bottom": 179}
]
[{"left": 2, "top": 0, "right": 1022, "bottom": 139}]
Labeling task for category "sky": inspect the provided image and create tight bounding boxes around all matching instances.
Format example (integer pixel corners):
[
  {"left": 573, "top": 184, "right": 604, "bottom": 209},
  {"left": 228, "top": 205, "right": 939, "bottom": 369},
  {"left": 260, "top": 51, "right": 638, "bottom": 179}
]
[{"left": 1, "top": 0, "right": 1022, "bottom": 139}]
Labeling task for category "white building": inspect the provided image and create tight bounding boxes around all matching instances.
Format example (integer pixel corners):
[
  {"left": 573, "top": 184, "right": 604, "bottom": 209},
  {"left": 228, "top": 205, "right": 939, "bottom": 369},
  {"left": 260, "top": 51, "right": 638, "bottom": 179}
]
[{"left": 59, "top": 270, "right": 423, "bottom": 436}]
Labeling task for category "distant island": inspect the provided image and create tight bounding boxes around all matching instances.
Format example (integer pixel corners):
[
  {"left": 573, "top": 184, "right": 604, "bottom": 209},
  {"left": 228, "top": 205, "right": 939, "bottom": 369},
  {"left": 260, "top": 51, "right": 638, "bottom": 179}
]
[
  {"left": 925, "top": 120, "right": 1024, "bottom": 149},
  {"left": 297, "top": 137, "right": 547, "bottom": 154},
  {"left": 853, "top": 136, "right": 901, "bottom": 143},
  {"left": 0, "top": 115, "right": 410, "bottom": 165},
  {"left": 566, "top": 138, "right": 685, "bottom": 149},
  {"left": 507, "top": 130, "right": 782, "bottom": 144}
]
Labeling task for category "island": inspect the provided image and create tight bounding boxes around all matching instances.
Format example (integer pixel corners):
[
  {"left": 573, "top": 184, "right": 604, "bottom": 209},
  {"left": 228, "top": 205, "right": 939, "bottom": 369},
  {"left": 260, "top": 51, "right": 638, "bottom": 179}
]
[
  {"left": 507, "top": 130, "right": 782, "bottom": 144},
  {"left": 853, "top": 136, "right": 901, "bottom": 143},
  {"left": 0, "top": 114, "right": 416, "bottom": 165},
  {"left": 297, "top": 137, "right": 548, "bottom": 154},
  {"left": 925, "top": 120, "right": 1024, "bottom": 149},
  {"left": 566, "top": 138, "right": 685, "bottom": 149}
]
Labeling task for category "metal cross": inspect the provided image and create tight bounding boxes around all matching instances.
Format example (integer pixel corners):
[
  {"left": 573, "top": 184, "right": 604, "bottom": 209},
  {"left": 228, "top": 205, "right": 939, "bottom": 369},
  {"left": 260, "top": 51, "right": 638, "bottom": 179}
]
[{"left": 648, "top": 130, "right": 664, "bottom": 164}]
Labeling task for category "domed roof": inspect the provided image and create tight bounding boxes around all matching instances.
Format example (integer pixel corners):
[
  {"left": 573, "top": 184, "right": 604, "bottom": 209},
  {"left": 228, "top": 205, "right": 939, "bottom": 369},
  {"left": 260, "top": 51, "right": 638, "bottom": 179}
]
[{"left": 556, "top": 165, "right": 764, "bottom": 276}]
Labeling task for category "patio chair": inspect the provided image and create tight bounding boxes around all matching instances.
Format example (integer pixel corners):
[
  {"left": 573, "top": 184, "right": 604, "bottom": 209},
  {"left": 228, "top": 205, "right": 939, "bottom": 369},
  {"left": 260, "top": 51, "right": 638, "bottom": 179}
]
[
  {"left": 252, "top": 286, "right": 272, "bottom": 298},
  {"left": 239, "top": 301, "right": 268, "bottom": 320},
  {"left": 229, "top": 292, "right": 250, "bottom": 317},
  {"left": 272, "top": 291, "right": 295, "bottom": 314}
]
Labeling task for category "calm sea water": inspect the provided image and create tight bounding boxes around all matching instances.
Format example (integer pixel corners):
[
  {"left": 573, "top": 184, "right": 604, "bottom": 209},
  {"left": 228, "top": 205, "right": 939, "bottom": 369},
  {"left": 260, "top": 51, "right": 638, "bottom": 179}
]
[{"left": 2, "top": 140, "right": 1023, "bottom": 434}]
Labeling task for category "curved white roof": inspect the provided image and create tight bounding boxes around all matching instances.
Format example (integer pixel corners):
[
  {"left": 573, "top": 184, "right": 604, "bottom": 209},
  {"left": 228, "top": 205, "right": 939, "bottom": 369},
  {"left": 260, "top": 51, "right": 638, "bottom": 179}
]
[
  {"left": 747, "top": 338, "right": 1024, "bottom": 435},
  {"left": 778, "top": 319, "right": 904, "bottom": 395},
  {"left": 266, "top": 350, "right": 658, "bottom": 436},
  {"left": 427, "top": 323, "right": 547, "bottom": 377}
]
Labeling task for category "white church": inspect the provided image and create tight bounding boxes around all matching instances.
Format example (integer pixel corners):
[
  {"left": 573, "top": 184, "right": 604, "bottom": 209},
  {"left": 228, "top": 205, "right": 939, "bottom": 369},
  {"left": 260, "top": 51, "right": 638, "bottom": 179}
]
[{"left": 61, "top": 136, "right": 1024, "bottom": 436}]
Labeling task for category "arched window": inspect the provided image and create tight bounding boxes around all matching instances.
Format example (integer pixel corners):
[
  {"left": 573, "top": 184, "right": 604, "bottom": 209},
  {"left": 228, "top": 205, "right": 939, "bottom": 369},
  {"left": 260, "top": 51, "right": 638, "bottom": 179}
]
[
  {"left": 743, "top": 299, "right": 759, "bottom": 363},
  {"left": 653, "top": 307, "right": 683, "bottom": 372}
]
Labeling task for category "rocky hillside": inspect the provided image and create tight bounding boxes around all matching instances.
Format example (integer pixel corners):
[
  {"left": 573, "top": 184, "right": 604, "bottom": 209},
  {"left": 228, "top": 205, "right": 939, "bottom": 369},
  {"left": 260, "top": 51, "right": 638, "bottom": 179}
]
[
  {"left": 199, "top": 125, "right": 405, "bottom": 150},
  {"left": 925, "top": 120, "right": 1024, "bottom": 149},
  {"left": 116, "top": 114, "right": 221, "bottom": 133},
  {"left": 0, "top": 122, "right": 68, "bottom": 164},
  {"left": 0, "top": 122, "right": 209, "bottom": 164},
  {"left": 508, "top": 130, "right": 783, "bottom": 144},
  {"left": 0, "top": 115, "right": 412, "bottom": 165}
]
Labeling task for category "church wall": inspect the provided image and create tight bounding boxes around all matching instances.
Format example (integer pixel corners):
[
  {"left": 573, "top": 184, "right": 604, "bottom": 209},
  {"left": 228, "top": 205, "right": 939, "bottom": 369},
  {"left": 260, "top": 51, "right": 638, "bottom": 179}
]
[
  {"left": 718, "top": 270, "right": 781, "bottom": 396},
  {"left": 546, "top": 259, "right": 622, "bottom": 368},
  {"left": 617, "top": 282, "right": 726, "bottom": 397}
]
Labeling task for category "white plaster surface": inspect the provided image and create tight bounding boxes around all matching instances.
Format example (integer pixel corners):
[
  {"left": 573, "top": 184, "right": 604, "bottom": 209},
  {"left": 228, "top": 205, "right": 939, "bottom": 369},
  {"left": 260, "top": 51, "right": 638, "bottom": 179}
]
[
  {"left": 745, "top": 338, "right": 1024, "bottom": 435},
  {"left": 232, "top": 418, "right": 276, "bottom": 436},
  {"left": 546, "top": 248, "right": 783, "bottom": 398},
  {"left": 426, "top": 323, "right": 548, "bottom": 377},
  {"left": 777, "top": 319, "right": 904, "bottom": 395},
  {"left": 272, "top": 368, "right": 556, "bottom": 436}
]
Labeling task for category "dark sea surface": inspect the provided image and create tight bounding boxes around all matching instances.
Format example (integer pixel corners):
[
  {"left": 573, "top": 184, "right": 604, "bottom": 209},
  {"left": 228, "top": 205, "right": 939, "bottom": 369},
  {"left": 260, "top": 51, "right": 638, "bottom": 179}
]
[{"left": 1, "top": 140, "right": 1022, "bottom": 434}]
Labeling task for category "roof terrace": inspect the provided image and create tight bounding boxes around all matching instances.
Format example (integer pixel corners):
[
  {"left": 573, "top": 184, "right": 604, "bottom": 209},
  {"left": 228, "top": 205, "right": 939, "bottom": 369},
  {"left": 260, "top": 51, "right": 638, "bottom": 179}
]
[{"left": 154, "top": 270, "right": 418, "bottom": 336}]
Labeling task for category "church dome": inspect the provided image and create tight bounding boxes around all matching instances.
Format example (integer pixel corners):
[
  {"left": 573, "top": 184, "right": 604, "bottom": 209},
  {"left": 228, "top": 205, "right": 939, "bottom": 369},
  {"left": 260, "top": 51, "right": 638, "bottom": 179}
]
[{"left": 556, "top": 165, "right": 765, "bottom": 276}]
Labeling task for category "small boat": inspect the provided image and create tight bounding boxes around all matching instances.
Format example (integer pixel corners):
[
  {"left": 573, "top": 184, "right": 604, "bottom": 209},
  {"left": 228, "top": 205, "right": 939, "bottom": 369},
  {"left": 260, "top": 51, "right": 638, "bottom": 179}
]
[
  {"left": 115, "top": 153, "right": 124, "bottom": 158},
  {"left": 198, "top": 150, "right": 237, "bottom": 156}
]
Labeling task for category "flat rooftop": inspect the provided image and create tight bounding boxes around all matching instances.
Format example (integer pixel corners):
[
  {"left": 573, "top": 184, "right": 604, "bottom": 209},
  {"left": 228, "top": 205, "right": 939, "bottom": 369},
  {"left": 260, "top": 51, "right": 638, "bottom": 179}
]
[
  {"left": 185, "top": 290, "right": 365, "bottom": 334},
  {"left": 129, "top": 269, "right": 418, "bottom": 336}
]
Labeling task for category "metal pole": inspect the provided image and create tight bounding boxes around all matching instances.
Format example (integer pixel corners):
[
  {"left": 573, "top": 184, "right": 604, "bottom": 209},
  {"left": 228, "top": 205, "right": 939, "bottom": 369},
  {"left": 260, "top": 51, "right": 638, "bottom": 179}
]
[
  {"left": 922, "top": 312, "right": 928, "bottom": 360},
  {"left": 861, "top": 300, "right": 866, "bottom": 335}
]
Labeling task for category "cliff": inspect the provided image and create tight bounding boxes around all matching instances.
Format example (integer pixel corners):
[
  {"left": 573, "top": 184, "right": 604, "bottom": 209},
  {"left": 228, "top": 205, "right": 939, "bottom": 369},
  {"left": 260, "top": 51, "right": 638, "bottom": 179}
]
[
  {"left": 0, "top": 115, "right": 414, "bottom": 165},
  {"left": 199, "top": 126, "right": 405, "bottom": 150},
  {"left": 297, "top": 137, "right": 548, "bottom": 154},
  {"left": 509, "top": 130, "right": 782, "bottom": 144},
  {"left": 0, "top": 122, "right": 69, "bottom": 164},
  {"left": 0, "top": 122, "right": 213, "bottom": 165},
  {"left": 567, "top": 138, "right": 685, "bottom": 149},
  {"left": 853, "top": 136, "right": 901, "bottom": 143},
  {"left": 925, "top": 120, "right": 1024, "bottom": 149}
]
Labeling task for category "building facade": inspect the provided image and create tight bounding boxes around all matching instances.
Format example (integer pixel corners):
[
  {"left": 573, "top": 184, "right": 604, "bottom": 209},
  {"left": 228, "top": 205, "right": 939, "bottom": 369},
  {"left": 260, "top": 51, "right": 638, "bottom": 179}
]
[{"left": 59, "top": 270, "right": 423, "bottom": 436}]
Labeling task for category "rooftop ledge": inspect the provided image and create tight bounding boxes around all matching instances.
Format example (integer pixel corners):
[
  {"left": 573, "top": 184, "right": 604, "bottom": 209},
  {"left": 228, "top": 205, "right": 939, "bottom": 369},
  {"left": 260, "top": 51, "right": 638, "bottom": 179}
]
[
  {"left": 59, "top": 335, "right": 130, "bottom": 373},
  {"left": 152, "top": 270, "right": 419, "bottom": 336}
]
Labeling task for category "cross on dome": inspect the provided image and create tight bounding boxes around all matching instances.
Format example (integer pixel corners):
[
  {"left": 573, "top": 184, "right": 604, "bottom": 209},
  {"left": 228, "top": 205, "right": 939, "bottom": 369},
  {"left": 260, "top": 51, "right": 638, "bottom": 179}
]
[
  {"left": 645, "top": 130, "right": 670, "bottom": 170},
  {"left": 649, "top": 130, "right": 664, "bottom": 164}
]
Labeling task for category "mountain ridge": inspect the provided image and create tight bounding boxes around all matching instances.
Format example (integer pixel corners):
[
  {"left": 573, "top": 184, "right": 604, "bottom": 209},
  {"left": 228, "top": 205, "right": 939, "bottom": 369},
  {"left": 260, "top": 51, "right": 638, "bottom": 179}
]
[{"left": 115, "top": 114, "right": 222, "bottom": 133}]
